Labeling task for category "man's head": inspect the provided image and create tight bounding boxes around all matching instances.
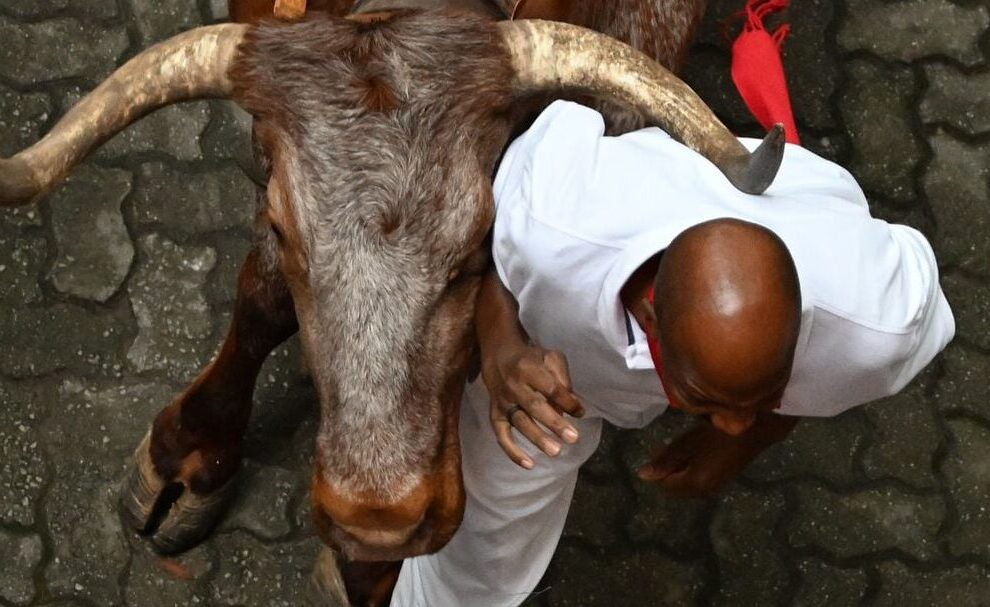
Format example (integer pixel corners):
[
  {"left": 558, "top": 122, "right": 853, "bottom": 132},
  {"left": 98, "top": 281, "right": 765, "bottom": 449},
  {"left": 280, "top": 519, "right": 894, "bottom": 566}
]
[{"left": 653, "top": 218, "right": 801, "bottom": 435}]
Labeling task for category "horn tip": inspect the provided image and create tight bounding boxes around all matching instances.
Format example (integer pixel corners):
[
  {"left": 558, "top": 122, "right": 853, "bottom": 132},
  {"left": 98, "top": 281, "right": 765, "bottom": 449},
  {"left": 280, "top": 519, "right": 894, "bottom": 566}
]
[{"left": 728, "top": 124, "right": 786, "bottom": 195}]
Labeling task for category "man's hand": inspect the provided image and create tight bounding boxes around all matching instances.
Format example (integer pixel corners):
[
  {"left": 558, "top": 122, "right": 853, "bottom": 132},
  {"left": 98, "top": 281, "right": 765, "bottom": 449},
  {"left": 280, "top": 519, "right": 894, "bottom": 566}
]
[
  {"left": 484, "top": 344, "right": 585, "bottom": 469},
  {"left": 637, "top": 414, "right": 797, "bottom": 498}
]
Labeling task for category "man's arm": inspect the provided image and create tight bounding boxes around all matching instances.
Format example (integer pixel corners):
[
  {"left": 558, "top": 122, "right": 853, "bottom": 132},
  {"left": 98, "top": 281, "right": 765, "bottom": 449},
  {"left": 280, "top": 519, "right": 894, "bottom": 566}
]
[
  {"left": 476, "top": 269, "right": 586, "bottom": 469},
  {"left": 639, "top": 412, "right": 798, "bottom": 498}
]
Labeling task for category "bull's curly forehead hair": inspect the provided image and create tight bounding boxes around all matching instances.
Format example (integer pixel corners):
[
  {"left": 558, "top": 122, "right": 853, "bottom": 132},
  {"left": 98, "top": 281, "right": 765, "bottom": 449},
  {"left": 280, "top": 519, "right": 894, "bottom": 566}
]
[{"left": 654, "top": 218, "right": 801, "bottom": 398}]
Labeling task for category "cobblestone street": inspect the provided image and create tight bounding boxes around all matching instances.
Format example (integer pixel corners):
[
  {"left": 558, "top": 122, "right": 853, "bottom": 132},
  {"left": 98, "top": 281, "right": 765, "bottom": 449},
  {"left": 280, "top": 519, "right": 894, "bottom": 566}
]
[{"left": 1, "top": 1, "right": 989, "bottom": 605}]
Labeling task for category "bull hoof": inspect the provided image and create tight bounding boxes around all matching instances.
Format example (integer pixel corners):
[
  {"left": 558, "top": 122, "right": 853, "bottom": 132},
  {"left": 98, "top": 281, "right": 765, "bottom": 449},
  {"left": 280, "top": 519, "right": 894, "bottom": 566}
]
[
  {"left": 309, "top": 547, "right": 351, "bottom": 607},
  {"left": 121, "top": 431, "right": 235, "bottom": 555}
]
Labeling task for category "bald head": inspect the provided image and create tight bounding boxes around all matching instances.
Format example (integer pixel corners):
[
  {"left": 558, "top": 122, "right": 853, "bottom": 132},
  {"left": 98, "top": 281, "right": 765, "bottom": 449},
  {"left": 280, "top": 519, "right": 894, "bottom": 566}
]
[{"left": 654, "top": 218, "right": 801, "bottom": 405}]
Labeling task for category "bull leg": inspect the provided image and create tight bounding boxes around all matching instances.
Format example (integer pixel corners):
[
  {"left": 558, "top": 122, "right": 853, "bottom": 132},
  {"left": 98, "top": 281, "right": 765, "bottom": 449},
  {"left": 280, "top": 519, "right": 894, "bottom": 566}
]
[
  {"left": 341, "top": 560, "right": 402, "bottom": 606},
  {"left": 121, "top": 245, "right": 298, "bottom": 554},
  {"left": 310, "top": 548, "right": 351, "bottom": 607},
  {"left": 309, "top": 550, "right": 401, "bottom": 607}
]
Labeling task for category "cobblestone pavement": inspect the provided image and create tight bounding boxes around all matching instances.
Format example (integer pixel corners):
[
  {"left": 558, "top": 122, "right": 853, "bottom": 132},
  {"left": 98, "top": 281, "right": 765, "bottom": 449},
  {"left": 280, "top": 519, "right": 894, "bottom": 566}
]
[{"left": 1, "top": 1, "right": 988, "bottom": 606}]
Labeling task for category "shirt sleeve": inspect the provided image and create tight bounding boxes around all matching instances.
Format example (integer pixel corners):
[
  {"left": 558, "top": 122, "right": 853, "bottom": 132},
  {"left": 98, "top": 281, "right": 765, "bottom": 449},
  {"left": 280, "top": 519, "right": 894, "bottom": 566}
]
[
  {"left": 491, "top": 101, "right": 607, "bottom": 292},
  {"left": 778, "top": 222, "right": 955, "bottom": 418},
  {"left": 882, "top": 225, "right": 956, "bottom": 392}
]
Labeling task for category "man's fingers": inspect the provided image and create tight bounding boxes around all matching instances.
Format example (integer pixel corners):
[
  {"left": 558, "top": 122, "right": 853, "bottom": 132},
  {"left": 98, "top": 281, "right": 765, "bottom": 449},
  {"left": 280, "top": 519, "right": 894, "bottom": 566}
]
[
  {"left": 504, "top": 404, "right": 563, "bottom": 457},
  {"left": 656, "top": 468, "right": 719, "bottom": 499},
  {"left": 543, "top": 351, "right": 586, "bottom": 417},
  {"left": 530, "top": 353, "right": 586, "bottom": 418},
  {"left": 517, "top": 388, "right": 580, "bottom": 444},
  {"left": 491, "top": 417, "right": 535, "bottom": 470},
  {"left": 637, "top": 446, "right": 690, "bottom": 481}
]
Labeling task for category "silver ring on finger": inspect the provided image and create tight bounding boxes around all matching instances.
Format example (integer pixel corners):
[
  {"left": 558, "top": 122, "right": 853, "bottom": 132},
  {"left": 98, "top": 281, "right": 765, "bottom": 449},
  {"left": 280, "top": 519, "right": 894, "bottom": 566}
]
[{"left": 505, "top": 404, "right": 525, "bottom": 427}]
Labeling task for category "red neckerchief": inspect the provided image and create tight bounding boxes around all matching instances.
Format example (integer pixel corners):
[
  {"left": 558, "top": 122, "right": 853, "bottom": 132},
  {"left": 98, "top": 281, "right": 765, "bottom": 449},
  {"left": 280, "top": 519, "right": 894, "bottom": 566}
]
[{"left": 644, "top": 287, "right": 684, "bottom": 410}]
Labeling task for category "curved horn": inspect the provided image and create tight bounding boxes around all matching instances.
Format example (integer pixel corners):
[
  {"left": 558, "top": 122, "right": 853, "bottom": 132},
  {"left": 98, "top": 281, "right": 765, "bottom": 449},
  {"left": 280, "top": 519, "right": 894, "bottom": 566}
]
[
  {"left": 0, "top": 24, "right": 249, "bottom": 207},
  {"left": 499, "top": 20, "right": 785, "bottom": 195}
]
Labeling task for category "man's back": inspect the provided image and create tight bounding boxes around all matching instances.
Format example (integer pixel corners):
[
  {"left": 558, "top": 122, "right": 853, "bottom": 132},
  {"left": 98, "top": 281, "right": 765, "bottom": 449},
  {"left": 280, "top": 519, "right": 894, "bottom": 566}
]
[{"left": 492, "top": 100, "right": 955, "bottom": 418}]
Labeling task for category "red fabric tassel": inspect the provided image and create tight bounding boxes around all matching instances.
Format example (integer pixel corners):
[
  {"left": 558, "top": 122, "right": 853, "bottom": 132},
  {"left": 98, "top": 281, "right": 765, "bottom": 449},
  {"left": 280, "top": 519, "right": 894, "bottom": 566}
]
[{"left": 728, "top": 0, "right": 801, "bottom": 145}]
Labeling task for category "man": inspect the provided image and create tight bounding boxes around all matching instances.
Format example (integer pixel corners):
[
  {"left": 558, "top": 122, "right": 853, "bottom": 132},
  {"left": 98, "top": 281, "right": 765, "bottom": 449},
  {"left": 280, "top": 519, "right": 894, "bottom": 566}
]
[{"left": 389, "top": 100, "right": 955, "bottom": 606}]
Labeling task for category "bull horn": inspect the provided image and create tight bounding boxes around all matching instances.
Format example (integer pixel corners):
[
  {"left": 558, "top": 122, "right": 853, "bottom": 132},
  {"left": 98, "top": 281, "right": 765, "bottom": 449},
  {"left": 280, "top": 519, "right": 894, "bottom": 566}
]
[
  {"left": 498, "top": 20, "right": 785, "bottom": 195},
  {"left": 0, "top": 24, "right": 249, "bottom": 207}
]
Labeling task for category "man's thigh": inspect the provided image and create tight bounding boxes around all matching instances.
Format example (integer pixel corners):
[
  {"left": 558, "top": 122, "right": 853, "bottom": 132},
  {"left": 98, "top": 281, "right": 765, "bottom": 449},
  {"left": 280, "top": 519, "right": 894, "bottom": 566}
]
[{"left": 391, "top": 379, "right": 602, "bottom": 607}]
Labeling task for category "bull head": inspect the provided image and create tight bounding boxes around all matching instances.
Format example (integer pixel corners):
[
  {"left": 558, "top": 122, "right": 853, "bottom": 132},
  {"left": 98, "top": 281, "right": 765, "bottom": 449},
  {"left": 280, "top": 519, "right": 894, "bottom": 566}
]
[{"left": 0, "top": 11, "right": 782, "bottom": 565}]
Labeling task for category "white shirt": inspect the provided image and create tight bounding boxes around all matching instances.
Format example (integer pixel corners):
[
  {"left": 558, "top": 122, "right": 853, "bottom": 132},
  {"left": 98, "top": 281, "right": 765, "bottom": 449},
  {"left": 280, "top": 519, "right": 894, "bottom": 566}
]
[{"left": 491, "top": 101, "right": 955, "bottom": 425}]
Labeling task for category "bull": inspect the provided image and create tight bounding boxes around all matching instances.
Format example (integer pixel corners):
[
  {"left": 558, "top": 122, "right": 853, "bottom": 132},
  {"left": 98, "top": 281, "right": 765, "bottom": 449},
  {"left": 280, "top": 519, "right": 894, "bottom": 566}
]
[{"left": 0, "top": 0, "right": 784, "bottom": 604}]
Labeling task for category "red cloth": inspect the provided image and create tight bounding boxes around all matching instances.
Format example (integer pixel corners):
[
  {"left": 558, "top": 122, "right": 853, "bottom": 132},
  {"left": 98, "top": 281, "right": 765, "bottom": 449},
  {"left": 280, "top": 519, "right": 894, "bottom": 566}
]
[
  {"left": 728, "top": 0, "right": 801, "bottom": 145},
  {"left": 644, "top": 287, "right": 685, "bottom": 410}
]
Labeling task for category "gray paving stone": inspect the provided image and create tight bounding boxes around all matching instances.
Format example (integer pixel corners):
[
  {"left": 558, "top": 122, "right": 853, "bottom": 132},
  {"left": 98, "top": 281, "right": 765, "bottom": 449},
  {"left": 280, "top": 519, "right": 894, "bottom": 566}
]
[
  {"left": 545, "top": 544, "right": 703, "bottom": 607},
  {"left": 0, "top": 229, "right": 46, "bottom": 305},
  {"left": 49, "top": 165, "right": 135, "bottom": 302},
  {"left": 0, "top": 529, "right": 42, "bottom": 605},
  {"left": 782, "top": 0, "right": 839, "bottom": 132},
  {"left": 922, "top": 65, "right": 990, "bottom": 135},
  {"left": 126, "top": 234, "right": 217, "bottom": 381},
  {"left": 934, "top": 344, "right": 990, "bottom": 421},
  {"left": 220, "top": 460, "right": 303, "bottom": 540},
  {"left": 98, "top": 102, "right": 212, "bottom": 163},
  {"left": 839, "top": 59, "right": 921, "bottom": 203},
  {"left": 745, "top": 411, "right": 868, "bottom": 487},
  {"left": 0, "top": 0, "right": 118, "bottom": 20},
  {"left": 793, "top": 558, "right": 868, "bottom": 607},
  {"left": 209, "top": 0, "right": 230, "bottom": 21},
  {"left": 0, "top": 85, "right": 51, "bottom": 158},
  {"left": 208, "top": 533, "right": 322, "bottom": 606},
  {"left": 0, "top": 17, "right": 127, "bottom": 85},
  {"left": 200, "top": 101, "right": 258, "bottom": 170},
  {"left": 576, "top": 423, "right": 622, "bottom": 480},
  {"left": 66, "top": 0, "right": 120, "bottom": 20},
  {"left": 924, "top": 133, "right": 990, "bottom": 276},
  {"left": 562, "top": 476, "right": 628, "bottom": 548},
  {"left": 133, "top": 162, "right": 256, "bottom": 237},
  {"left": 873, "top": 561, "right": 990, "bottom": 606},
  {"left": 43, "top": 380, "right": 175, "bottom": 606},
  {"left": 128, "top": 0, "right": 203, "bottom": 45},
  {"left": 0, "top": 0, "right": 70, "bottom": 18},
  {"left": 623, "top": 489, "right": 709, "bottom": 554},
  {"left": 839, "top": 0, "right": 990, "bottom": 66},
  {"left": 682, "top": 48, "right": 755, "bottom": 130},
  {"left": 617, "top": 413, "right": 711, "bottom": 553},
  {"left": 941, "top": 418, "right": 990, "bottom": 560},
  {"left": 710, "top": 488, "right": 788, "bottom": 606},
  {"left": 861, "top": 377, "right": 941, "bottom": 489},
  {"left": 123, "top": 542, "right": 214, "bottom": 607},
  {"left": 0, "top": 381, "right": 48, "bottom": 527},
  {"left": 0, "top": 205, "right": 43, "bottom": 230},
  {"left": 787, "top": 484, "right": 944, "bottom": 561},
  {"left": 942, "top": 272, "right": 990, "bottom": 351},
  {"left": 206, "top": 233, "right": 253, "bottom": 307},
  {"left": 0, "top": 304, "right": 124, "bottom": 378}
]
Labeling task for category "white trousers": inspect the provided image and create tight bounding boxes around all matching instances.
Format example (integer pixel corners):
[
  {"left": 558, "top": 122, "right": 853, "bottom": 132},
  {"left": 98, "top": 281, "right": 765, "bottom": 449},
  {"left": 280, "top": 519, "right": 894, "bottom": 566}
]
[{"left": 390, "top": 379, "right": 605, "bottom": 607}]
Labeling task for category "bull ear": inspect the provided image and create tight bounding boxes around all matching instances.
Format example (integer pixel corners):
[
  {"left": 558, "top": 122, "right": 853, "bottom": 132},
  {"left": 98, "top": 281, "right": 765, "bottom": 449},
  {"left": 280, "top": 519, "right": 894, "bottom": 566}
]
[
  {"left": 0, "top": 24, "right": 248, "bottom": 207},
  {"left": 499, "top": 20, "right": 785, "bottom": 195}
]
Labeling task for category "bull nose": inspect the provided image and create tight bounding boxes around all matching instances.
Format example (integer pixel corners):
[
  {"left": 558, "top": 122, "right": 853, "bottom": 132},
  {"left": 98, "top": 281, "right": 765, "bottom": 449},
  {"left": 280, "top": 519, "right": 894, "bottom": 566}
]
[
  {"left": 335, "top": 512, "right": 425, "bottom": 548},
  {"left": 312, "top": 472, "right": 431, "bottom": 552}
]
